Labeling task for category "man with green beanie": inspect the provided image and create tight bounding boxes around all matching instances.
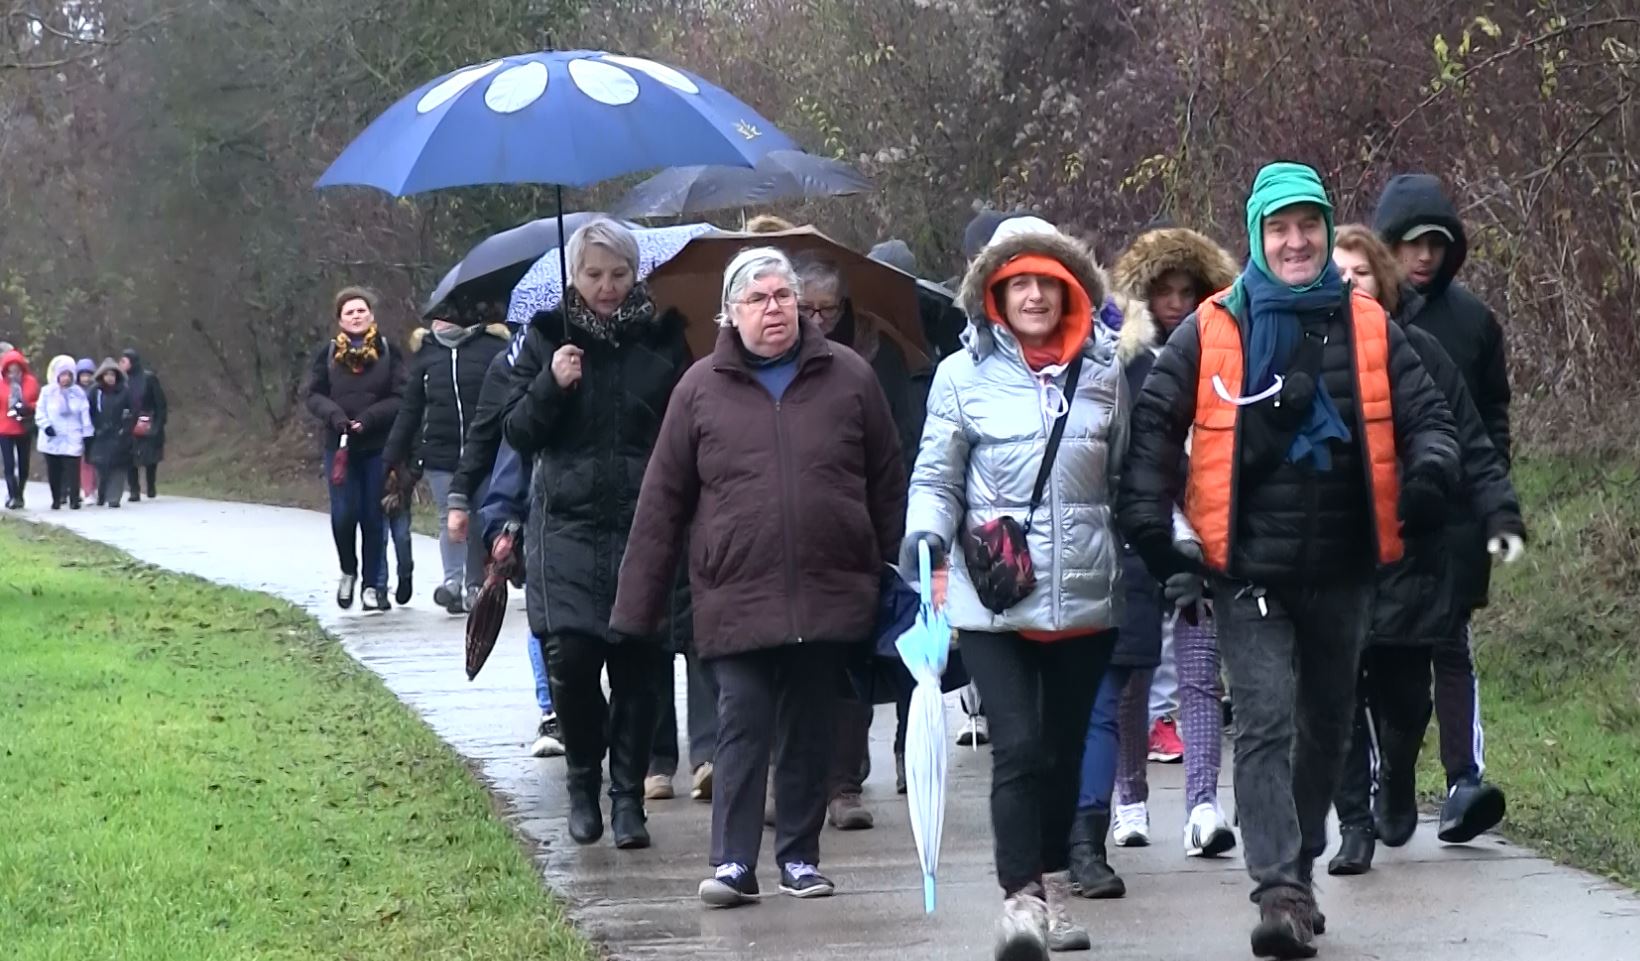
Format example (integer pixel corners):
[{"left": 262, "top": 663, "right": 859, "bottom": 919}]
[{"left": 1120, "top": 162, "right": 1459, "bottom": 958}]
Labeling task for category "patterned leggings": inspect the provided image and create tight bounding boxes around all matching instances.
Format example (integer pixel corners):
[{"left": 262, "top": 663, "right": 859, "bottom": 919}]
[{"left": 1174, "top": 615, "right": 1225, "bottom": 810}]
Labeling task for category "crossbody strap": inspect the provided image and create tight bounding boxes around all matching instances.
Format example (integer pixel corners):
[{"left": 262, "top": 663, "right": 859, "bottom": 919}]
[{"left": 1023, "top": 353, "right": 1084, "bottom": 535}]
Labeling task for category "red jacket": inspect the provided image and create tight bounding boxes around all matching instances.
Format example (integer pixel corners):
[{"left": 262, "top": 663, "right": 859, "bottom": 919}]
[{"left": 0, "top": 350, "right": 41, "bottom": 438}]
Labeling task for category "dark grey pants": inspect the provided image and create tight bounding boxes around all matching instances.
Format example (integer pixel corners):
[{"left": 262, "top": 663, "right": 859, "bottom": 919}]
[
  {"left": 709, "top": 644, "right": 842, "bottom": 872},
  {"left": 1214, "top": 577, "right": 1372, "bottom": 901},
  {"left": 650, "top": 651, "right": 721, "bottom": 776}
]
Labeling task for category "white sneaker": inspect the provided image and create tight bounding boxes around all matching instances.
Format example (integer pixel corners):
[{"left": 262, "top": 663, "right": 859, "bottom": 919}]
[
  {"left": 529, "top": 712, "right": 564, "bottom": 758},
  {"left": 995, "top": 886, "right": 1048, "bottom": 961},
  {"left": 957, "top": 715, "right": 990, "bottom": 747},
  {"left": 1113, "top": 801, "right": 1151, "bottom": 847},
  {"left": 1184, "top": 801, "right": 1237, "bottom": 858}
]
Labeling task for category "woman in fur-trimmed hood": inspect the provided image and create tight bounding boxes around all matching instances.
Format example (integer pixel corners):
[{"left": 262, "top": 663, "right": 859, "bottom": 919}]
[
  {"left": 1110, "top": 226, "right": 1239, "bottom": 364},
  {"left": 904, "top": 217, "right": 1126, "bottom": 960}
]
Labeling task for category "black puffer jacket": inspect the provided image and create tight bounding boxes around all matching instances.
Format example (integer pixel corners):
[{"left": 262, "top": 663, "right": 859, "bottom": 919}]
[
  {"left": 384, "top": 323, "right": 510, "bottom": 473},
  {"left": 503, "top": 305, "right": 692, "bottom": 644},
  {"left": 447, "top": 343, "right": 520, "bottom": 512},
  {"left": 1371, "top": 316, "right": 1523, "bottom": 645},
  {"left": 300, "top": 333, "right": 406, "bottom": 454},
  {"left": 88, "top": 361, "right": 134, "bottom": 470},
  {"left": 121, "top": 350, "right": 168, "bottom": 467},
  {"left": 1121, "top": 285, "right": 1460, "bottom": 587},
  {"left": 1375, "top": 175, "right": 1514, "bottom": 607}
]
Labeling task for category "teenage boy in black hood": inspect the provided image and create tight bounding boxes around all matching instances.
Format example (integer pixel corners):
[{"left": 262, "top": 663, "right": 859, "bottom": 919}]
[{"left": 1371, "top": 174, "right": 1521, "bottom": 850}]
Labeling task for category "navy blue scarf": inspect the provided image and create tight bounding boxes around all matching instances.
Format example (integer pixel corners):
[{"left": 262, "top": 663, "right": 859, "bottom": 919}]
[{"left": 1240, "top": 262, "right": 1351, "bottom": 469}]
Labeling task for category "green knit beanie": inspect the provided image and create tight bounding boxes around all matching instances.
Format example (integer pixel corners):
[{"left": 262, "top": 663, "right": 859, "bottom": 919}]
[{"left": 1245, "top": 162, "right": 1335, "bottom": 287}]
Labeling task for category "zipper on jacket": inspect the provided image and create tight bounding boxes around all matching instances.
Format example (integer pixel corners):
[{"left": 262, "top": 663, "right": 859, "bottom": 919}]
[
  {"left": 772, "top": 398, "right": 804, "bottom": 643},
  {"left": 451, "top": 347, "right": 466, "bottom": 459}
]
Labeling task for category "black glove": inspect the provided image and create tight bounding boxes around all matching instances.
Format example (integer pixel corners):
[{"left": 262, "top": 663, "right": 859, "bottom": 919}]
[
  {"left": 900, "top": 531, "right": 947, "bottom": 572},
  {"left": 1163, "top": 540, "right": 1205, "bottom": 610},
  {"left": 43, "top": 425, "right": 57, "bottom": 438},
  {"left": 1398, "top": 471, "right": 1447, "bottom": 537}
]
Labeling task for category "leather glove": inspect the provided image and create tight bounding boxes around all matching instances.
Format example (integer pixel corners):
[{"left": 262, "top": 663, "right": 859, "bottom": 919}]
[
  {"left": 1398, "top": 471, "right": 1447, "bottom": 537},
  {"left": 43, "top": 425, "right": 56, "bottom": 438},
  {"left": 900, "top": 531, "right": 948, "bottom": 572}
]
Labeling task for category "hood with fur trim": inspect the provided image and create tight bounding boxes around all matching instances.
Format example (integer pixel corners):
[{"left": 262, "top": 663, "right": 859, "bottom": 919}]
[
  {"left": 408, "top": 322, "right": 509, "bottom": 353},
  {"left": 1111, "top": 227, "right": 1239, "bottom": 305},
  {"left": 1112, "top": 295, "right": 1161, "bottom": 367},
  {"left": 94, "top": 358, "right": 126, "bottom": 387},
  {"left": 959, "top": 228, "right": 1109, "bottom": 367}
]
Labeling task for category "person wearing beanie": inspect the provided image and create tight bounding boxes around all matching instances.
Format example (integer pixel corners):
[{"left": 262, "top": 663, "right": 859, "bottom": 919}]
[{"left": 1120, "top": 162, "right": 1459, "bottom": 958}]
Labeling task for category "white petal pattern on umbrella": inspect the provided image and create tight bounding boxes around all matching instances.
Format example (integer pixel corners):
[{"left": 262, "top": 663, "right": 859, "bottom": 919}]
[
  {"left": 484, "top": 62, "right": 549, "bottom": 114},
  {"left": 601, "top": 54, "right": 701, "bottom": 94},
  {"left": 568, "top": 58, "right": 639, "bottom": 106},
  {"left": 417, "top": 60, "right": 503, "bottom": 114},
  {"left": 507, "top": 222, "right": 718, "bottom": 326}
]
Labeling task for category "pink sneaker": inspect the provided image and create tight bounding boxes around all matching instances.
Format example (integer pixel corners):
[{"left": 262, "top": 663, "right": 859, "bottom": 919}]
[{"left": 1148, "top": 717, "right": 1184, "bottom": 763}]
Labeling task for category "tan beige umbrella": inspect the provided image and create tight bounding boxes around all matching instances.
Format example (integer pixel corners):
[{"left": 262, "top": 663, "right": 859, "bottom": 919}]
[{"left": 645, "top": 226, "right": 932, "bottom": 368}]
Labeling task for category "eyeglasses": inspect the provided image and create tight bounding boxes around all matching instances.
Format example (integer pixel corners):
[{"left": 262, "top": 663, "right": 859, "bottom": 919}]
[
  {"left": 736, "top": 289, "right": 797, "bottom": 311},
  {"left": 798, "top": 303, "right": 842, "bottom": 323}
]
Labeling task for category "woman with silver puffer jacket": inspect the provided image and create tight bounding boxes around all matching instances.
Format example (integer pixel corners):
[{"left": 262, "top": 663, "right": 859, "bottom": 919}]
[{"left": 903, "top": 218, "right": 1126, "bottom": 961}]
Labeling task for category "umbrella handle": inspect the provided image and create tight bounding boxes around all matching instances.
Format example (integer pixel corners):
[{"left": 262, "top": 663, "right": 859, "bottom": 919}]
[{"left": 918, "top": 541, "right": 933, "bottom": 606}]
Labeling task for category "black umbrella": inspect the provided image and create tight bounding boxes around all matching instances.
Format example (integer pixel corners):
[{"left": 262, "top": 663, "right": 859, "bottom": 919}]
[
  {"left": 422, "top": 211, "right": 627, "bottom": 316},
  {"left": 611, "top": 150, "right": 870, "bottom": 219}
]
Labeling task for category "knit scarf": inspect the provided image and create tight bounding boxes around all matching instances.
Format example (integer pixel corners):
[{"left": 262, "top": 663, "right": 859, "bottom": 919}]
[
  {"left": 1240, "top": 263, "right": 1352, "bottom": 469},
  {"left": 563, "top": 283, "right": 656, "bottom": 346},
  {"left": 333, "top": 325, "right": 381, "bottom": 373}
]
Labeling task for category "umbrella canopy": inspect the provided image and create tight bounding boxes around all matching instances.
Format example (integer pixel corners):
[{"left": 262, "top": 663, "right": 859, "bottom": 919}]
[
  {"left": 611, "top": 150, "right": 871, "bottom": 219},
  {"left": 896, "top": 542, "right": 952, "bottom": 914},
  {"left": 315, "top": 50, "right": 799, "bottom": 196},
  {"left": 507, "top": 223, "right": 719, "bottom": 326},
  {"left": 646, "top": 226, "right": 934, "bottom": 365},
  {"left": 465, "top": 530, "right": 521, "bottom": 681},
  {"left": 423, "top": 211, "right": 626, "bottom": 317}
]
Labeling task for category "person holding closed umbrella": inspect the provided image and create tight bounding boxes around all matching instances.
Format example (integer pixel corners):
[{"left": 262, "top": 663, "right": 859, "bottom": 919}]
[{"left": 611, "top": 247, "right": 906, "bottom": 908}]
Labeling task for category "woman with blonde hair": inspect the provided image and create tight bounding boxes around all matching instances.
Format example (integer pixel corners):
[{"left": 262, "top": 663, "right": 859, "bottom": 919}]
[{"left": 1332, "top": 224, "right": 1404, "bottom": 318}]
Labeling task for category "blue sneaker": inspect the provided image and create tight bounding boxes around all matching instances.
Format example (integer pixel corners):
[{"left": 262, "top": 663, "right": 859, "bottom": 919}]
[
  {"left": 699, "top": 863, "right": 759, "bottom": 908},
  {"left": 779, "top": 862, "right": 835, "bottom": 899}
]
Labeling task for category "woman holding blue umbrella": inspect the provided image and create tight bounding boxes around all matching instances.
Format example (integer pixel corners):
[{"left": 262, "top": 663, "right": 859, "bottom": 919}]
[
  {"left": 502, "top": 219, "right": 693, "bottom": 851},
  {"left": 904, "top": 219, "right": 1125, "bottom": 961}
]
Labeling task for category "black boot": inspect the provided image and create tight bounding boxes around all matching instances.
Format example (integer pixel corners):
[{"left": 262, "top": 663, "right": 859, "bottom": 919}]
[
  {"left": 611, "top": 797, "right": 650, "bottom": 850},
  {"left": 605, "top": 651, "right": 661, "bottom": 850},
  {"left": 1327, "top": 826, "right": 1376, "bottom": 876},
  {"left": 1067, "top": 808, "right": 1125, "bottom": 899},
  {"left": 1374, "top": 745, "right": 1420, "bottom": 848},
  {"left": 566, "top": 772, "right": 604, "bottom": 845}
]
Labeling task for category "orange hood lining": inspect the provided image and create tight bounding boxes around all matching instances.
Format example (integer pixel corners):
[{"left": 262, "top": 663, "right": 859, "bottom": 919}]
[{"left": 982, "top": 254, "right": 1094, "bottom": 369}]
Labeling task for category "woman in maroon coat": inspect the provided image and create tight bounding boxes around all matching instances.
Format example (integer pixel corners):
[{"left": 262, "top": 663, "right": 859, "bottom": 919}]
[{"left": 611, "top": 246, "right": 906, "bottom": 909}]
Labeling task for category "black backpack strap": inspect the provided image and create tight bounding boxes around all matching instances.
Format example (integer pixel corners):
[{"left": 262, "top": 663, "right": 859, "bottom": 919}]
[{"left": 1023, "top": 353, "right": 1084, "bottom": 535}]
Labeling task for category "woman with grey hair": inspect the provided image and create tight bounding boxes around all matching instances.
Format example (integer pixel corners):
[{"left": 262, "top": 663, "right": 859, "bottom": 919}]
[
  {"left": 612, "top": 247, "right": 906, "bottom": 908},
  {"left": 502, "top": 217, "right": 692, "bottom": 852}
]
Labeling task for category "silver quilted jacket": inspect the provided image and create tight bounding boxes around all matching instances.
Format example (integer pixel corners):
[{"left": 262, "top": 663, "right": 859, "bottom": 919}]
[{"left": 905, "top": 230, "right": 1128, "bottom": 634}]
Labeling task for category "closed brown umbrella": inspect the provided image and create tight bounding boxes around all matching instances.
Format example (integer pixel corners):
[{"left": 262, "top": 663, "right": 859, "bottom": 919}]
[
  {"left": 465, "top": 527, "right": 521, "bottom": 681},
  {"left": 645, "top": 226, "right": 933, "bottom": 369}
]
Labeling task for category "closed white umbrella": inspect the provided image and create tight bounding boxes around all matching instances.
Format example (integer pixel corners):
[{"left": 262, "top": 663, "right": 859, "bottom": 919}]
[{"left": 896, "top": 542, "right": 952, "bottom": 913}]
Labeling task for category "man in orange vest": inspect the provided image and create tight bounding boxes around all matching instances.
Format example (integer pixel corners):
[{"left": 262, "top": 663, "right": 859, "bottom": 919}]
[{"left": 1120, "top": 162, "right": 1459, "bottom": 960}]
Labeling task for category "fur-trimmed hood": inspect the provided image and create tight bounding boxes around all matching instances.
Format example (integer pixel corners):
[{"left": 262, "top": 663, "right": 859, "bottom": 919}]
[
  {"left": 1111, "top": 227, "right": 1239, "bottom": 305},
  {"left": 958, "top": 229, "right": 1111, "bottom": 364},
  {"left": 94, "top": 358, "right": 126, "bottom": 387},
  {"left": 1112, "top": 294, "right": 1161, "bottom": 367},
  {"left": 408, "top": 322, "right": 510, "bottom": 352}
]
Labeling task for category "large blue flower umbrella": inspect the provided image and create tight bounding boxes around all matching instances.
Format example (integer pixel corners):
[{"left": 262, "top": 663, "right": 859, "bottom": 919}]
[{"left": 315, "top": 50, "right": 798, "bottom": 195}]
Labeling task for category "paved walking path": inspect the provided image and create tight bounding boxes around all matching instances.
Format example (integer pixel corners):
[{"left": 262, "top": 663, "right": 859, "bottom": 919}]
[{"left": 20, "top": 482, "right": 1640, "bottom": 960}]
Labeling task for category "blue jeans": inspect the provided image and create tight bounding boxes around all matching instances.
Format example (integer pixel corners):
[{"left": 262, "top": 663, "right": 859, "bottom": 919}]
[
  {"left": 384, "top": 510, "right": 413, "bottom": 588},
  {"left": 323, "top": 447, "right": 386, "bottom": 589},
  {"left": 1078, "top": 666, "right": 1133, "bottom": 812},
  {"left": 527, "top": 631, "right": 553, "bottom": 714}
]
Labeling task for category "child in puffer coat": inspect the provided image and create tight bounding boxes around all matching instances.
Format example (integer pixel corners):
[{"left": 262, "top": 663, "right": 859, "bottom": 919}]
[{"left": 36, "top": 354, "right": 94, "bottom": 509}]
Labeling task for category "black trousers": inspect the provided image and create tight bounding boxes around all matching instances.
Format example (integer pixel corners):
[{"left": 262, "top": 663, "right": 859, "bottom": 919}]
[
  {"left": 45, "top": 454, "right": 82, "bottom": 506},
  {"left": 960, "top": 628, "right": 1116, "bottom": 896},
  {"left": 1336, "top": 629, "right": 1486, "bottom": 829},
  {"left": 540, "top": 631, "right": 667, "bottom": 802},
  {"left": 650, "top": 651, "right": 721, "bottom": 776},
  {"left": 128, "top": 463, "right": 157, "bottom": 498},
  {"left": 710, "top": 643, "right": 843, "bottom": 872},
  {"left": 97, "top": 462, "right": 128, "bottom": 506},
  {"left": 827, "top": 698, "right": 874, "bottom": 799},
  {"left": 0, "top": 434, "right": 28, "bottom": 499}
]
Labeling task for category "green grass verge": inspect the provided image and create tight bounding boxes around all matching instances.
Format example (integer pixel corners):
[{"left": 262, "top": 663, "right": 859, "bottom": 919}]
[
  {"left": 1426, "top": 454, "right": 1640, "bottom": 885},
  {"left": 0, "top": 521, "right": 593, "bottom": 961}
]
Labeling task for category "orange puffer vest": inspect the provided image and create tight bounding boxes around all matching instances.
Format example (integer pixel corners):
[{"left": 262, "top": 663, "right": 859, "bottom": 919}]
[{"left": 1184, "top": 289, "right": 1403, "bottom": 574}]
